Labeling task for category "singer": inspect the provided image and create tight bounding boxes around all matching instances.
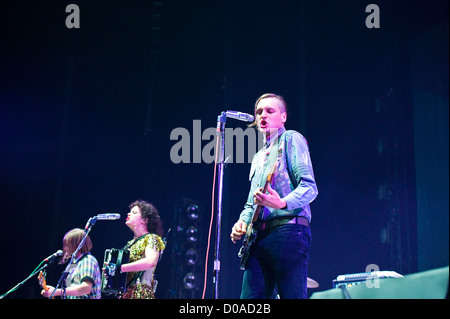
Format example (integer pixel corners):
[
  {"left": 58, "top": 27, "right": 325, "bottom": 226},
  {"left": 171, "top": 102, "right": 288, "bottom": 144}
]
[
  {"left": 230, "top": 93, "right": 318, "bottom": 299},
  {"left": 41, "top": 228, "right": 101, "bottom": 299},
  {"left": 119, "top": 200, "right": 165, "bottom": 299}
]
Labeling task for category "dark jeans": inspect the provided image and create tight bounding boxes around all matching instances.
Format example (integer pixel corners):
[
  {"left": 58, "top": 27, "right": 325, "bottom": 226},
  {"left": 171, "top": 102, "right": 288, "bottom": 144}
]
[{"left": 240, "top": 223, "right": 311, "bottom": 299}]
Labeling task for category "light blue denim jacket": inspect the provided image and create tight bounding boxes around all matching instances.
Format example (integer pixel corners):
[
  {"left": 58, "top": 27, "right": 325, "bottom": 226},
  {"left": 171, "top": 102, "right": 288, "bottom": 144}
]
[{"left": 239, "top": 127, "right": 318, "bottom": 225}]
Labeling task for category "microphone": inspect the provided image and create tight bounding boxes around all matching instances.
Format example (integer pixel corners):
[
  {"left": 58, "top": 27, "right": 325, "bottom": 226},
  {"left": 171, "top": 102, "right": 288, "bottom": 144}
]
[
  {"left": 43, "top": 250, "right": 63, "bottom": 263},
  {"left": 225, "top": 111, "right": 254, "bottom": 122},
  {"left": 84, "top": 213, "right": 121, "bottom": 231},
  {"left": 96, "top": 213, "right": 121, "bottom": 220}
]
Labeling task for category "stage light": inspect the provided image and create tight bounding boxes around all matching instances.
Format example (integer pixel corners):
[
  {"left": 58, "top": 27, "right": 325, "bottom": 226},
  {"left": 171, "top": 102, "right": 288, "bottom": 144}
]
[
  {"left": 186, "top": 204, "right": 200, "bottom": 221},
  {"left": 170, "top": 198, "right": 204, "bottom": 298},
  {"left": 186, "top": 226, "right": 199, "bottom": 243},
  {"left": 185, "top": 248, "right": 199, "bottom": 266},
  {"left": 183, "top": 272, "right": 198, "bottom": 290}
]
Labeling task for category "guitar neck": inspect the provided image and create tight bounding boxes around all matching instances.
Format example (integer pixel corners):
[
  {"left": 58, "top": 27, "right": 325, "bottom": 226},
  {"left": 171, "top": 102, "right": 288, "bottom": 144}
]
[
  {"left": 251, "top": 204, "right": 263, "bottom": 223},
  {"left": 38, "top": 271, "right": 49, "bottom": 291},
  {"left": 251, "top": 163, "right": 277, "bottom": 223}
]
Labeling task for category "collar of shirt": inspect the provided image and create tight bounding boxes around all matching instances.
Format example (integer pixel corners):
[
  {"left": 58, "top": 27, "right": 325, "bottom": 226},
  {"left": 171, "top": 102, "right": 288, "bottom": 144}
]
[
  {"left": 73, "top": 252, "right": 90, "bottom": 264},
  {"left": 265, "top": 127, "right": 286, "bottom": 147}
]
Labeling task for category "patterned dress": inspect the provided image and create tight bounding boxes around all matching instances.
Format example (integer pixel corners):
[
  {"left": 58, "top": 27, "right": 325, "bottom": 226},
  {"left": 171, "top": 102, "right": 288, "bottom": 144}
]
[{"left": 121, "top": 233, "right": 165, "bottom": 299}]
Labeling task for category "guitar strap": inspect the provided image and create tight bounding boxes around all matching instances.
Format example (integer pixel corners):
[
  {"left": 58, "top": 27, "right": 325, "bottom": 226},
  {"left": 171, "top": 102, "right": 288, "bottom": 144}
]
[
  {"left": 121, "top": 233, "right": 150, "bottom": 286},
  {"left": 258, "top": 134, "right": 282, "bottom": 188},
  {"left": 122, "top": 233, "right": 149, "bottom": 250},
  {"left": 257, "top": 133, "right": 285, "bottom": 221},
  {"left": 261, "top": 131, "right": 298, "bottom": 190},
  {"left": 283, "top": 132, "right": 299, "bottom": 189}
]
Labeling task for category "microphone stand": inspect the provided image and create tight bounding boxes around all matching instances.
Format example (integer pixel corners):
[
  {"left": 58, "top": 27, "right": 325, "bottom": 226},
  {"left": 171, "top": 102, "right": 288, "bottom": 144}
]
[
  {"left": 212, "top": 112, "right": 227, "bottom": 299},
  {"left": 51, "top": 216, "right": 97, "bottom": 299},
  {"left": 0, "top": 263, "right": 50, "bottom": 299}
]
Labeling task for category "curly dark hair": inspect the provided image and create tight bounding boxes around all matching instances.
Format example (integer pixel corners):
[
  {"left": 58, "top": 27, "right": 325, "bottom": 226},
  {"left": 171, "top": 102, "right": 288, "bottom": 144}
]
[{"left": 129, "top": 200, "right": 163, "bottom": 236}]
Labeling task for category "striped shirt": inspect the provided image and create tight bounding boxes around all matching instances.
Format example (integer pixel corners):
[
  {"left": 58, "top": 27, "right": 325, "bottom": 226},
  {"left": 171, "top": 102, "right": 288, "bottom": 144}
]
[{"left": 65, "top": 253, "right": 102, "bottom": 299}]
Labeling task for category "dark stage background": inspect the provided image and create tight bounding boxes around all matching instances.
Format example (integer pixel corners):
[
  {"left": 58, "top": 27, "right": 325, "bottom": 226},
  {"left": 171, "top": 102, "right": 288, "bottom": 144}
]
[{"left": 0, "top": 0, "right": 448, "bottom": 299}]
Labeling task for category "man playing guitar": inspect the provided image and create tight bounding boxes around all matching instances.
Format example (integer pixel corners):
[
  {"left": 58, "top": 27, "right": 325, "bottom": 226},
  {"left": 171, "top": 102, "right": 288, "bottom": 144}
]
[{"left": 230, "top": 93, "right": 318, "bottom": 299}]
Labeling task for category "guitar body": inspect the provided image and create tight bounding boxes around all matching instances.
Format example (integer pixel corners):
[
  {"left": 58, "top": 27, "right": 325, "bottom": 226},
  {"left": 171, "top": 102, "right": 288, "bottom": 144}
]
[
  {"left": 238, "top": 219, "right": 261, "bottom": 270},
  {"left": 238, "top": 160, "right": 279, "bottom": 270}
]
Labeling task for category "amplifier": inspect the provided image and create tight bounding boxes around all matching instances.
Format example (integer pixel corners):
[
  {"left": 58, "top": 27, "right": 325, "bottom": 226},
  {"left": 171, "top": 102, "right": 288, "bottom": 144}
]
[{"left": 333, "top": 270, "right": 403, "bottom": 288}]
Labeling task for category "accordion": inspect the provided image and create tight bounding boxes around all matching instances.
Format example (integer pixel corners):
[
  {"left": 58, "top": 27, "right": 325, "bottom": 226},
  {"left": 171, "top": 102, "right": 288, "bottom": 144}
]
[{"left": 101, "top": 248, "right": 129, "bottom": 295}]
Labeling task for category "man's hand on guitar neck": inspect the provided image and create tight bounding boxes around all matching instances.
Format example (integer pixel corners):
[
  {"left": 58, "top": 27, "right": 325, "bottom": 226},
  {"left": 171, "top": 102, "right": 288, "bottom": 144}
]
[
  {"left": 230, "top": 220, "right": 247, "bottom": 244},
  {"left": 253, "top": 184, "right": 287, "bottom": 210}
]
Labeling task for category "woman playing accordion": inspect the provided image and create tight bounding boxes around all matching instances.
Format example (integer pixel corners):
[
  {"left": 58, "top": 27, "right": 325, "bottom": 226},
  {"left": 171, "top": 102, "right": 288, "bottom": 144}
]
[{"left": 119, "top": 200, "right": 165, "bottom": 299}]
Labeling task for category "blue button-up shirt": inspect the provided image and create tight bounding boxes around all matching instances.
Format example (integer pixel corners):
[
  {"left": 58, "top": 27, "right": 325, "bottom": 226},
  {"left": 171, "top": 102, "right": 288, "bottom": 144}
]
[{"left": 239, "top": 127, "right": 318, "bottom": 225}]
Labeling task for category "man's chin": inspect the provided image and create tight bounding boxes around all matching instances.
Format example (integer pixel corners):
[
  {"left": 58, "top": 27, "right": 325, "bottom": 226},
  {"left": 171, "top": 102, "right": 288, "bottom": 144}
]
[
  {"left": 259, "top": 127, "right": 278, "bottom": 135},
  {"left": 258, "top": 127, "right": 269, "bottom": 135}
]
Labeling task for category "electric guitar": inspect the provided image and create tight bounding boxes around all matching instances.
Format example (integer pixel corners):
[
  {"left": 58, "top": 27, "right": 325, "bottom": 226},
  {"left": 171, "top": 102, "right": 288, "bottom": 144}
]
[
  {"left": 38, "top": 270, "right": 54, "bottom": 298},
  {"left": 238, "top": 160, "right": 279, "bottom": 270}
]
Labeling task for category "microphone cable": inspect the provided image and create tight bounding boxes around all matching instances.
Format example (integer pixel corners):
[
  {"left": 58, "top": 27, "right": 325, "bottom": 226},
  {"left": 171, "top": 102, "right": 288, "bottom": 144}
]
[{"left": 201, "top": 128, "right": 221, "bottom": 299}]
